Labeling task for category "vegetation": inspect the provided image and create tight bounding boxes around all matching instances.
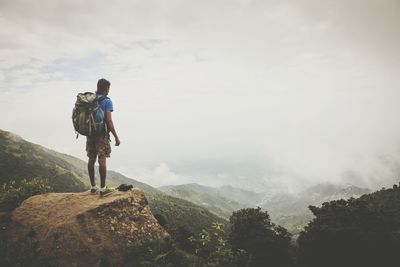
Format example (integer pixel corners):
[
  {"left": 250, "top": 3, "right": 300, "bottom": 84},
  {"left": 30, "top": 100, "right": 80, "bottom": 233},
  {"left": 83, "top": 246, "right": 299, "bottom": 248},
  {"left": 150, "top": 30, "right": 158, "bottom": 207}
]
[
  {"left": 124, "top": 185, "right": 400, "bottom": 267},
  {"left": 124, "top": 222, "right": 249, "bottom": 267},
  {"left": 188, "top": 222, "right": 249, "bottom": 267},
  {"left": 146, "top": 190, "right": 228, "bottom": 245},
  {"left": 127, "top": 208, "right": 295, "bottom": 267},
  {"left": 0, "top": 178, "right": 52, "bottom": 211},
  {"left": 228, "top": 207, "right": 294, "bottom": 267},
  {"left": 297, "top": 185, "right": 400, "bottom": 267},
  {"left": 124, "top": 238, "right": 195, "bottom": 267}
]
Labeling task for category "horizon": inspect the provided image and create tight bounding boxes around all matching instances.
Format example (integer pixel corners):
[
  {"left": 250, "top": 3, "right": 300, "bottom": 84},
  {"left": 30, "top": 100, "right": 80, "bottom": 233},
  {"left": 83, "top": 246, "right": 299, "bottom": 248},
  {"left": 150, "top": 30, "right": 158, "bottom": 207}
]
[{"left": 1, "top": 0, "right": 400, "bottom": 192}]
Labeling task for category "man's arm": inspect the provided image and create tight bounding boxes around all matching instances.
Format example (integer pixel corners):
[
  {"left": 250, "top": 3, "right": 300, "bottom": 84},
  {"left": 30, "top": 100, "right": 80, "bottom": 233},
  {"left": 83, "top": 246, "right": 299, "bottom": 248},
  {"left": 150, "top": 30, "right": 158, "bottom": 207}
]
[{"left": 105, "top": 110, "right": 120, "bottom": 146}]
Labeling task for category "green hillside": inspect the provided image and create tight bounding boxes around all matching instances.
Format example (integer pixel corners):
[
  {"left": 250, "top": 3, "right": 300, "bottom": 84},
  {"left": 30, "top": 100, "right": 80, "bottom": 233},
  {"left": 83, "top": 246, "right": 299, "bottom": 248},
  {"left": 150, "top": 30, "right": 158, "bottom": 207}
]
[
  {"left": 158, "top": 183, "right": 248, "bottom": 219},
  {"left": 0, "top": 130, "right": 85, "bottom": 192},
  {"left": 0, "top": 129, "right": 157, "bottom": 192},
  {"left": 146, "top": 191, "right": 227, "bottom": 235}
]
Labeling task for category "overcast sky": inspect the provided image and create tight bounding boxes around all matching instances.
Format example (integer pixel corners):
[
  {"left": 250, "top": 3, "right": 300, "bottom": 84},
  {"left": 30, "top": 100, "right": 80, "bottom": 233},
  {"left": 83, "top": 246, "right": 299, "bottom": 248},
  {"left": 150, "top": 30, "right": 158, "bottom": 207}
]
[{"left": 1, "top": 0, "right": 400, "bottom": 192}]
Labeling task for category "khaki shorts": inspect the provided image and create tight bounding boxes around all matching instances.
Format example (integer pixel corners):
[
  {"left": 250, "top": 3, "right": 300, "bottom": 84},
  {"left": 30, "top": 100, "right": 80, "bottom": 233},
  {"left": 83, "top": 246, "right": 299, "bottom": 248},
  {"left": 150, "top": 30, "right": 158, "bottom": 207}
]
[{"left": 86, "top": 134, "right": 111, "bottom": 158}]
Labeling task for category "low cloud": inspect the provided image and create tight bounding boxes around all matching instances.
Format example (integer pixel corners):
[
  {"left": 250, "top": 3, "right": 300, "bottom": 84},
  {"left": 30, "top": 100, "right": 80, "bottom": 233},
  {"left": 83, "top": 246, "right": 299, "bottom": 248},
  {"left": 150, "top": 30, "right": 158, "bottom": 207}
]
[{"left": 116, "top": 163, "right": 195, "bottom": 188}]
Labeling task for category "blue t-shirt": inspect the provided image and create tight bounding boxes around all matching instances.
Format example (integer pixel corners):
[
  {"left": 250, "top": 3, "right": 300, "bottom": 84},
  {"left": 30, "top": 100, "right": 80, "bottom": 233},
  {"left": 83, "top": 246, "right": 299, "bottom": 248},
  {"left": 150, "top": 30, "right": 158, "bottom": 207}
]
[{"left": 96, "top": 93, "right": 113, "bottom": 112}]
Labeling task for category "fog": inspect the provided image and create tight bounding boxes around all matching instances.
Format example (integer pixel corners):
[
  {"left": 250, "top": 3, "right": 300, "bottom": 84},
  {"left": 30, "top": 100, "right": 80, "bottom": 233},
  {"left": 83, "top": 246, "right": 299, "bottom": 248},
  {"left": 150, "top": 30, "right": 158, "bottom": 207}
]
[{"left": 1, "top": 0, "right": 400, "bottom": 192}]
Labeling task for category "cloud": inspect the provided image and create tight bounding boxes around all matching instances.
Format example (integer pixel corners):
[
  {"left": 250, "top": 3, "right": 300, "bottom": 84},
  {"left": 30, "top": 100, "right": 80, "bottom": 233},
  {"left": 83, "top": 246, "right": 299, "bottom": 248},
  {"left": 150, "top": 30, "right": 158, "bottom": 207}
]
[
  {"left": 117, "top": 162, "right": 195, "bottom": 188},
  {"left": 1, "top": 0, "right": 400, "bottom": 192}
]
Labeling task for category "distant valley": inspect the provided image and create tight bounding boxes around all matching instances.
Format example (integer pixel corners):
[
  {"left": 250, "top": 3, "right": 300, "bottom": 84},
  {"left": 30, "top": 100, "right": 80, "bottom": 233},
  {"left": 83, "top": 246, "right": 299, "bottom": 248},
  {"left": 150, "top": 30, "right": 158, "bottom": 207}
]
[{"left": 159, "top": 182, "right": 371, "bottom": 234}]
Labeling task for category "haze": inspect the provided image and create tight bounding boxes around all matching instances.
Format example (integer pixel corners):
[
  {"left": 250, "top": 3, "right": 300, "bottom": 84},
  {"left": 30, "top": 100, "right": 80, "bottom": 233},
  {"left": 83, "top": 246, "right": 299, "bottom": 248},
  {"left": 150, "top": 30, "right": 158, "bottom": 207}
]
[{"left": 1, "top": 0, "right": 400, "bottom": 192}]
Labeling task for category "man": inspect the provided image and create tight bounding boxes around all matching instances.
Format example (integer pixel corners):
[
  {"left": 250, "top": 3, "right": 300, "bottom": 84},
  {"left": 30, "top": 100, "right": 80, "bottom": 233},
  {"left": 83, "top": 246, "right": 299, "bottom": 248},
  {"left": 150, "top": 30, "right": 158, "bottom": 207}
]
[{"left": 87, "top": 78, "right": 121, "bottom": 196}]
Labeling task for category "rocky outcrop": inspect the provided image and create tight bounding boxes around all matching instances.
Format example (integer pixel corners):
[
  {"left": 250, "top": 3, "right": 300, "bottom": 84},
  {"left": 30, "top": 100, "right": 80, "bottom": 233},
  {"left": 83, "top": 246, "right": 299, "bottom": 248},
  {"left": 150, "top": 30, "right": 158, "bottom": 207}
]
[{"left": 7, "top": 189, "right": 170, "bottom": 267}]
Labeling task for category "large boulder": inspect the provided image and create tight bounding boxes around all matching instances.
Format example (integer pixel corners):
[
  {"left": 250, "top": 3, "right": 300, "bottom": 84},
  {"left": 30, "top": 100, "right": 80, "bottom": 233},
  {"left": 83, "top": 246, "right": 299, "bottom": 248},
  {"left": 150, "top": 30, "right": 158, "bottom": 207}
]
[{"left": 7, "top": 189, "right": 170, "bottom": 267}]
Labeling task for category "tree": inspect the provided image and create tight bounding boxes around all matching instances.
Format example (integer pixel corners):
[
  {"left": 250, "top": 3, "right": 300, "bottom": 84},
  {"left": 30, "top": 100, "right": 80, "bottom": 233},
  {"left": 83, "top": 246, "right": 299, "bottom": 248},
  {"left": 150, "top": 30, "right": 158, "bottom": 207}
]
[
  {"left": 228, "top": 207, "right": 294, "bottom": 267},
  {"left": 297, "top": 187, "right": 400, "bottom": 267}
]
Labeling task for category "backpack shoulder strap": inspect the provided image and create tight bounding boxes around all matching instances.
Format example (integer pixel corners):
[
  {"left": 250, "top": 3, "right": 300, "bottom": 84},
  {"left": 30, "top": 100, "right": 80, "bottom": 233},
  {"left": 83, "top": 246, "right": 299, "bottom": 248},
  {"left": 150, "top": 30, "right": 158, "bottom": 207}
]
[{"left": 96, "top": 96, "right": 109, "bottom": 102}]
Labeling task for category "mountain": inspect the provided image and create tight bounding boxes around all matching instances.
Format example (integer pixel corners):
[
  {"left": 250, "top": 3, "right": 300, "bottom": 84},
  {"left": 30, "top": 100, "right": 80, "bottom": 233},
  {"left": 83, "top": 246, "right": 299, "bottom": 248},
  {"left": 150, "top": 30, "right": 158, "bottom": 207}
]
[
  {"left": 259, "top": 183, "right": 372, "bottom": 234},
  {"left": 260, "top": 183, "right": 372, "bottom": 217},
  {"left": 158, "top": 183, "right": 265, "bottom": 219},
  {"left": 0, "top": 129, "right": 226, "bottom": 236},
  {"left": 0, "top": 129, "right": 155, "bottom": 192},
  {"left": 159, "top": 182, "right": 372, "bottom": 235},
  {"left": 158, "top": 183, "right": 264, "bottom": 205},
  {"left": 158, "top": 183, "right": 243, "bottom": 219}
]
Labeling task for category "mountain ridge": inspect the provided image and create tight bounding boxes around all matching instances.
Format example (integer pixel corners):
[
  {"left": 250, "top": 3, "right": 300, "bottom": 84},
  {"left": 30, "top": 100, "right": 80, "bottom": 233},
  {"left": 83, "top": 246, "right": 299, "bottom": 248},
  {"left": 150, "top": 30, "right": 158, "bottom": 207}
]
[
  {"left": 158, "top": 181, "right": 372, "bottom": 234},
  {"left": 0, "top": 128, "right": 157, "bottom": 192}
]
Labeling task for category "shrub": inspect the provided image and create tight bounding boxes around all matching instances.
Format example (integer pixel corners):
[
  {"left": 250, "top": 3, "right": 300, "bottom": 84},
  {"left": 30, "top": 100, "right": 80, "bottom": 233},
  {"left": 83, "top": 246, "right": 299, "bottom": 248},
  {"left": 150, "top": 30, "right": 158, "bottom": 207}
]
[
  {"left": 124, "top": 239, "right": 195, "bottom": 267},
  {"left": 0, "top": 178, "right": 52, "bottom": 211},
  {"left": 189, "top": 222, "right": 250, "bottom": 267},
  {"left": 124, "top": 222, "right": 249, "bottom": 267}
]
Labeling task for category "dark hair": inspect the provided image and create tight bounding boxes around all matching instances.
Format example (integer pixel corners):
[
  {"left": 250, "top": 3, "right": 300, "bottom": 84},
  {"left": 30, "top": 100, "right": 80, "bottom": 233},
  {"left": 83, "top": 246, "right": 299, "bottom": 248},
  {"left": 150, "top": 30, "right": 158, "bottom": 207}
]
[{"left": 97, "top": 78, "right": 111, "bottom": 93}]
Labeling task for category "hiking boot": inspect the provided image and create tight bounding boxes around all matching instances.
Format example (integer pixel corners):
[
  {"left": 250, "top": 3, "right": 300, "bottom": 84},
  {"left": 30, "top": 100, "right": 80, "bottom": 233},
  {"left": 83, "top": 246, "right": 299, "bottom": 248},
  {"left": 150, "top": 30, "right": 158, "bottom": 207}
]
[{"left": 100, "top": 187, "right": 114, "bottom": 196}]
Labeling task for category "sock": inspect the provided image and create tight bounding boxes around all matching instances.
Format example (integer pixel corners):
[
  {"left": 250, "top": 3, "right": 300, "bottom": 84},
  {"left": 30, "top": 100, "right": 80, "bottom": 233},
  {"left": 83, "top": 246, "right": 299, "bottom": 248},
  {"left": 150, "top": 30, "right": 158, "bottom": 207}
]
[
  {"left": 100, "top": 186, "right": 106, "bottom": 192},
  {"left": 91, "top": 186, "right": 97, "bottom": 190}
]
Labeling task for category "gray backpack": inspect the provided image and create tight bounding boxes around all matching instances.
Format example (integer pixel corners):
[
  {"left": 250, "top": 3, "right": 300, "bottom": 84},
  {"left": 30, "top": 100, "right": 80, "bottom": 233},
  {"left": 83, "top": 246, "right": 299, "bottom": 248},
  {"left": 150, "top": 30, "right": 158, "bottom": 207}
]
[{"left": 72, "top": 92, "right": 108, "bottom": 138}]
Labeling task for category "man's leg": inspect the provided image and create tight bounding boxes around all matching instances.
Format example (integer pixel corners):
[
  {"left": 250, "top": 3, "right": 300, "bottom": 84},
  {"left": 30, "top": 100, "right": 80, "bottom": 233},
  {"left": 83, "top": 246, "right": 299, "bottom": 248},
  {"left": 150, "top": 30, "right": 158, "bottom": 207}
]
[
  {"left": 98, "top": 157, "right": 107, "bottom": 188},
  {"left": 88, "top": 157, "right": 97, "bottom": 187}
]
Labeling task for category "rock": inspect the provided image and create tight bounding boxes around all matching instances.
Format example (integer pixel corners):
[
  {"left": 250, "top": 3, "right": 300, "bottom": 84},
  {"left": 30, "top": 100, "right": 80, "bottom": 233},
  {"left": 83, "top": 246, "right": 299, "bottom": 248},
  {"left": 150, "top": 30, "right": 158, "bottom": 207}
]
[{"left": 7, "top": 188, "right": 170, "bottom": 267}]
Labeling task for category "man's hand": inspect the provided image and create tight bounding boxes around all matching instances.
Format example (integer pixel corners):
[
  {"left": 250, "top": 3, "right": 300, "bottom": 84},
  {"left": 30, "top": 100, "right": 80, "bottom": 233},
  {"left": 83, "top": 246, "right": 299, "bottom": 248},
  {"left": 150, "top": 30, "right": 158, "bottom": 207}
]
[{"left": 105, "top": 110, "right": 120, "bottom": 146}]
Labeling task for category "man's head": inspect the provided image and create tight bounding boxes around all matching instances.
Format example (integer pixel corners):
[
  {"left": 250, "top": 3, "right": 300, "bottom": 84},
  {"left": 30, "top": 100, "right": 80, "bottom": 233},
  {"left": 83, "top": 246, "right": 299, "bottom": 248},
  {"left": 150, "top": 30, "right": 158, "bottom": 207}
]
[{"left": 97, "top": 78, "right": 111, "bottom": 95}]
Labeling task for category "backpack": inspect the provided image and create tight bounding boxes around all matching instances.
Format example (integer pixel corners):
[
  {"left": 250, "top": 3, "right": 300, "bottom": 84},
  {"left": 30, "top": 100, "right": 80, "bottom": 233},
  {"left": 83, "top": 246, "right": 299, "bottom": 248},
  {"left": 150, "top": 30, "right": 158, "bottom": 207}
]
[
  {"left": 72, "top": 92, "right": 108, "bottom": 138},
  {"left": 117, "top": 184, "right": 134, "bottom": 192}
]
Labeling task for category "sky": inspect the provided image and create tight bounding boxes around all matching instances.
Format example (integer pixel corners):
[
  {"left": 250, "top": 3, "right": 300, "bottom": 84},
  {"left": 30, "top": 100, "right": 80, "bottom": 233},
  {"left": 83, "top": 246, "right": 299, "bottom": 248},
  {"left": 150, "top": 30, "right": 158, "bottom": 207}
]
[{"left": 1, "top": 0, "right": 400, "bottom": 192}]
